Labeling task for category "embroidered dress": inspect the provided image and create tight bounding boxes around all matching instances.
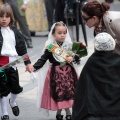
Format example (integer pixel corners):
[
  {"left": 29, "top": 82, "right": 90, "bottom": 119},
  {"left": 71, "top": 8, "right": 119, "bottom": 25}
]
[
  {"left": 35, "top": 41, "right": 78, "bottom": 111},
  {"left": 41, "top": 64, "right": 77, "bottom": 110},
  {"left": 34, "top": 22, "right": 78, "bottom": 112}
]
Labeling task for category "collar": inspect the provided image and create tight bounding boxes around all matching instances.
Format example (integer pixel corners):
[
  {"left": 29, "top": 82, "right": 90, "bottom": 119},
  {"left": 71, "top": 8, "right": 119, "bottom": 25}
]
[
  {"left": 1, "top": 26, "right": 11, "bottom": 32},
  {"left": 57, "top": 42, "right": 63, "bottom": 47}
]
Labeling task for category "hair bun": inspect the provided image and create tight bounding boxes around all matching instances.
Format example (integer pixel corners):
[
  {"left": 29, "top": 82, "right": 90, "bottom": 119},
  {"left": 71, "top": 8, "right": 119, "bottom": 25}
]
[{"left": 101, "top": 2, "right": 110, "bottom": 14}]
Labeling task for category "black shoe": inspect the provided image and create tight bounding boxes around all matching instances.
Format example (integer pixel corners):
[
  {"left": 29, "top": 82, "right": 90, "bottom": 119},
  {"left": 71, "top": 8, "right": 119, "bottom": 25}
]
[
  {"left": 9, "top": 99, "right": 19, "bottom": 116},
  {"left": 56, "top": 114, "right": 63, "bottom": 120},
  {"left": 65, "top": 115, "right": 72, "bottom": 120},
  {"left": 1, "top": 115, "right": 9, "bottom": 120}
]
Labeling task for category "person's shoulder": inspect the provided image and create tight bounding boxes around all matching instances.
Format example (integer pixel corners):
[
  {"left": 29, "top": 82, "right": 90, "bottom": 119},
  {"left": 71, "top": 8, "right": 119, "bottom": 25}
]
[
  {"left": 104, "top": 11, "right": 120, "bottom": 20},
  {"left": 108, "top": 11, "right": 120, "bottom": 16},
  {"left": 11, "top": 26, "right": 22, "bottom": 35},
  {"left": 11, "top": 26, "right": 18, "bottom": 31},
  {"left": 103, "top": 11, "right": 120, "bottom": 25}
]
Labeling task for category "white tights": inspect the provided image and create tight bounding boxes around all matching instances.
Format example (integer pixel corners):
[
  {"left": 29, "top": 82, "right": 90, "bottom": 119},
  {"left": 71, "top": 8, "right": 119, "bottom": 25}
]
[
  {"left": 0, "top": 97, "right": 8, "bottom": 116},
  {"left": 0, "top": 93, "right": 17, "bottom": 117},
  {"left": 56, "top": 108, "right": 71, "bottom": 116}
]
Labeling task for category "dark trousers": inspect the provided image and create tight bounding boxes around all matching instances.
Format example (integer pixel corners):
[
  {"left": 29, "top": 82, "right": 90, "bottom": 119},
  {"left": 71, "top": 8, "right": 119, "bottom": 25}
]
[
  {"left": 0, "top": 67, "right": 23, "bottom": 98},
  {"left": 44, "top": 0, "right": 56, "bottom": 30},
  {"left": 4, "top": 0, "right": 32, "bottom": 46}
]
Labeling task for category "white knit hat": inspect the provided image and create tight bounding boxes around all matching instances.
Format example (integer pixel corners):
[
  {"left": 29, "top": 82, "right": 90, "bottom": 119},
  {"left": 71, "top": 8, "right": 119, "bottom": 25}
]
[{"left": 94, "top": 32, "right": 116, "bottom": 51}]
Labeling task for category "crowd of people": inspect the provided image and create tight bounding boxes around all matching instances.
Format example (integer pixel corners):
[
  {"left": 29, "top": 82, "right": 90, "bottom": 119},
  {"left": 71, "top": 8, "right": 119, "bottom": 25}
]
[{"left": 0, "top": 0, "right": 120, "bottom": 120}]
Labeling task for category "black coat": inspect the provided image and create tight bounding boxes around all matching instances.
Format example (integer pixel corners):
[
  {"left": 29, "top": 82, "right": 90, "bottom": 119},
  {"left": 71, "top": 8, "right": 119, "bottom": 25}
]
[{"left": 72, "top": 51, "right": 120, "bottom": 120}]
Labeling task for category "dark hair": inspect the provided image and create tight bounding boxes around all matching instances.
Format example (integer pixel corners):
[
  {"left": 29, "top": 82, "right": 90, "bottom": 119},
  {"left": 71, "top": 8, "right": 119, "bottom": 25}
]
[
  {"left": 0, "top": 3, "right": 15, "bottom": 28},
  {"left": 105, "top": 0, "right": 113, "bottom": 3},
  {"left": 82, "top": 1, "right": 110, "bottom": 19},
  {"left": 52, "top": 21, "right": 67, "bottom": 34}
]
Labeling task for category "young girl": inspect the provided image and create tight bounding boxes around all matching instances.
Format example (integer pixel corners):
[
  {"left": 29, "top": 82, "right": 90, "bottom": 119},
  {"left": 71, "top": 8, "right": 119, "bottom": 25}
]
[
  {"left": 0, "top": 3, "right": 33, "bottom": 120},
  {"left": 29, "top": 22, "right": 78, "bottom": 120}
]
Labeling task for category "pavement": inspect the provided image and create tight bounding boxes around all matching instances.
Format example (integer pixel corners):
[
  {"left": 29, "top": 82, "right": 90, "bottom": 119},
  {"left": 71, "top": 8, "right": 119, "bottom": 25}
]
[{"left": 0, "top": 1, "right": 120, "bottom": 119}]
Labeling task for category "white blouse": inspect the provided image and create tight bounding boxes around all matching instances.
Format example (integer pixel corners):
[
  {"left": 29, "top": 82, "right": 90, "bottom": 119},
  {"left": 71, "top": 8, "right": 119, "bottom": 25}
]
[{"left": 1, "top": 27, "right": 18, "bottom": 65}]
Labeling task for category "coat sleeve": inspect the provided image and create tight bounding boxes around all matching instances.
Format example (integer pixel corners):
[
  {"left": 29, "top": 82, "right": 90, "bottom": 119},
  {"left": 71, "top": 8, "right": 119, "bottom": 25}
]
[
  {"left": 13, "top": 26, "right": 31, "bottom": 65},
  {"left": 33, "top": 49, "right": 51, "bottom": 71}
]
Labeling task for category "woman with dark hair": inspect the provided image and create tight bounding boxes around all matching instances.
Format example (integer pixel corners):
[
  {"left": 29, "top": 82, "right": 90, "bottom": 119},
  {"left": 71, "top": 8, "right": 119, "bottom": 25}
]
[{"left": 81, "top": 1, "right": 120, "bottom": 54}]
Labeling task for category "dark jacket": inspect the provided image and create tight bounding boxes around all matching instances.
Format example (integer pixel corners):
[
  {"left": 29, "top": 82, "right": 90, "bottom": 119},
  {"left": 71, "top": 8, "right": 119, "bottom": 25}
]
[
  {"left": 0, "top": 26, "right": 31, "bottom": 65},
  {"left": 72, "top": 51, "right": 120, "bottom": 120}
]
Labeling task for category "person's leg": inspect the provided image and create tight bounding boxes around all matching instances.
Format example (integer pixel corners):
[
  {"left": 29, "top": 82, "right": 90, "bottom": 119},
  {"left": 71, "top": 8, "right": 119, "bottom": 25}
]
[
  {"left": 9, "top": 93, "right": 17, "bottom": 107},
  {"left": 0, "top": 97, "right": 9, "bottom": 120},
  {"left": 7, "top": 67, "right": 23, "bottom": 116},
  {"left": 9, "top": 93, "right": 19, "bottom": 116},
  {"left": 44, "top": 0, "right": 56, "bottom": 30},
  {"left": 0, "top": 69, "right": 10, "bottom": 120},
  {"left": 56, "top": 109, "right": 63, "bottom": 120},
  {"left": 65, "top": 108, "right": 72, "bottom": 120}
]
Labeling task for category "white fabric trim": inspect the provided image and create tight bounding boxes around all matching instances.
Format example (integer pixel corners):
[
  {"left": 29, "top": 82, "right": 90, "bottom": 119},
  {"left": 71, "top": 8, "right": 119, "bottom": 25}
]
[{"left": 45, "top": 21, "right": 72, "bottom": 62}]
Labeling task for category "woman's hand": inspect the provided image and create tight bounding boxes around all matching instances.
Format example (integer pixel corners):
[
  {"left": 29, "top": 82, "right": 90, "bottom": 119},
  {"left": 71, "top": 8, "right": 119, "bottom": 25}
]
[{"left": 66, "top": 56, "right": 73, "bottom": 63}]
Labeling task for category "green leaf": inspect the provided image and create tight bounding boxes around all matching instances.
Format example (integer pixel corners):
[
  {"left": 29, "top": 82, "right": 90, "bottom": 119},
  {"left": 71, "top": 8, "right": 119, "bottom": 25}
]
[{"left": 60, "top": 61, "right": 66, "bottom": 66}]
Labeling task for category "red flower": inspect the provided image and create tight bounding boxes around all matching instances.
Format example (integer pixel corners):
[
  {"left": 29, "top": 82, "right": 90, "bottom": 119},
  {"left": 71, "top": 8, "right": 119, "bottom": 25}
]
[
  {"left": 24, "top": 56, "right": 29, "bottom": 60},
  {"left": 80, "top": 43, "right": 85, "bottom": 47}
]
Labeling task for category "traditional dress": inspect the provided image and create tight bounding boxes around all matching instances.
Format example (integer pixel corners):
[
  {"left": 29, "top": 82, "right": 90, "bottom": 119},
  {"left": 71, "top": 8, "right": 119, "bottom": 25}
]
[
  {"left": 72, "top": 32, "right": 120, "bottom": 120},
  {"left": 34, "top": 22, "right": 78, "bottom": 112}
]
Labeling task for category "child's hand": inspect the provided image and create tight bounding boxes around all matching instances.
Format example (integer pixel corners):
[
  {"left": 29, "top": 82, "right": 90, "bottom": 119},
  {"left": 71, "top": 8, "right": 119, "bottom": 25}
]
[
  {"left": 21, "top": 4, "right": 27, "bottom": 11},
  {"left": 66, "top": 56, "right": 73, "bottom": 63},
  {"left": 26, "top": 64, "right": 34, "bottom": 73}
]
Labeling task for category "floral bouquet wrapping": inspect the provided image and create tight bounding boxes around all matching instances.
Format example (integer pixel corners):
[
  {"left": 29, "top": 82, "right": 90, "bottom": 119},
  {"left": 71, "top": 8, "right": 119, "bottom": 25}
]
[{"left": 72, "top": 42, "right": 88, "bottom": 58}]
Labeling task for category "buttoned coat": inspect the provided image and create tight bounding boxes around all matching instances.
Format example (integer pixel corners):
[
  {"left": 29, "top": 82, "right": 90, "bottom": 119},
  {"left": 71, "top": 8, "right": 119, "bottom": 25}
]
[{"left": 103, "top": 11, "right": 120, "bottom": 54}]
